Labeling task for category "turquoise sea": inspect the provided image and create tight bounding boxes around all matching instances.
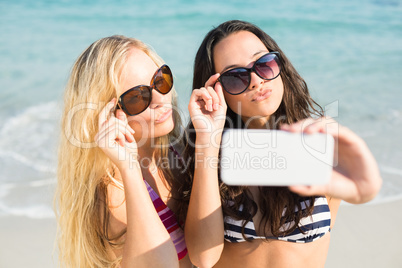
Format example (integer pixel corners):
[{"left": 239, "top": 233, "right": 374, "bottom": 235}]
[{"left": 0, "top": 0, "right": 401, "bottom": 218}]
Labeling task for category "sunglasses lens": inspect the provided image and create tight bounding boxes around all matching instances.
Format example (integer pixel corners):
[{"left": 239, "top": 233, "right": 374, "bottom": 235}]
[
  {"left": 220, "top": 53, "right": 281, "bottom": 95},
  {"left": 255, "top": 54, "right": 280, "bottom": 80},
  {"left": 153, "top": 65, "right": 173, "bottom": 94},
  {"left": 119, "top": 65, "right": 173, "bottom": 115},
  {"left": 220, "top": 69, "right": 250, "bottom": 95},
  {"left": 121, "top": 86, "right": 151, "bottom": 115}
]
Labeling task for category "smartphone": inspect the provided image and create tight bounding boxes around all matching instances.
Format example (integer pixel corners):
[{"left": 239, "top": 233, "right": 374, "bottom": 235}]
[{"left": 220, "top": 129, "right": 334, "bottom": 186}]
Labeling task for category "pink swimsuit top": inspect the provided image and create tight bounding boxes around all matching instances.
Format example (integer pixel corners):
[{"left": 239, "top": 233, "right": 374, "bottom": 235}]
[{"left": 144, "top": 180, "right": 187, "bottom": 260}]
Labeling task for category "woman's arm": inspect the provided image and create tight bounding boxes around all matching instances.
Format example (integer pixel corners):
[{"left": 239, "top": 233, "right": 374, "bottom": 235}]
[
  {"left": 283, "top": 117, "right": 383, "bottom": 204},
  {"left": 96, "top": 99, "right": 179, "bottom": 268},
  {"left": 185, "top": 74, "right": 227, "bottom": 268},
  {"left": 119, "top": 166, "right": 178, "bottom": 267}
]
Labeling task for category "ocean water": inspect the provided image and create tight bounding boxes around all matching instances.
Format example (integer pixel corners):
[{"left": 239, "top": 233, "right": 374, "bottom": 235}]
[{"left": 0, "top": 0, "right": 401, "bottom": 218}]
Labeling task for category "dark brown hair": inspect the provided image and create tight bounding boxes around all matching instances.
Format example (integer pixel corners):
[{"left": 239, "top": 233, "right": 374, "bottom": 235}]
[{"left": 178, "top": 20, "right": 324, "bottom": 239}]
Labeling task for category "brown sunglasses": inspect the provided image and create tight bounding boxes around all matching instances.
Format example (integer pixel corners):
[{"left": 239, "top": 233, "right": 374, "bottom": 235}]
[{"left": 116, "top": 64, "right": 173, "bottom": 116}]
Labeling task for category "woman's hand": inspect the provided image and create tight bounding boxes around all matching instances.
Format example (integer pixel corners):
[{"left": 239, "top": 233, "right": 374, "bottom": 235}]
[
  {"left": 95, "top": 98, "right": 137, "bottom": 170},
  {"left": 188, "top": 74, "right": 227, "bottom": 146},
  {"left": 282, "top": 117, "right": 382, "bottom": 204}
]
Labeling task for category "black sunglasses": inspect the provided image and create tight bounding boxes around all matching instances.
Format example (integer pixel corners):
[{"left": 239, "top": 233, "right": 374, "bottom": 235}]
[
  {"left": 116, "top": 64, "right": 173, "bottom": 116},
  {"left": 218, "top": 52, "right": 281, "bottom": 95}
]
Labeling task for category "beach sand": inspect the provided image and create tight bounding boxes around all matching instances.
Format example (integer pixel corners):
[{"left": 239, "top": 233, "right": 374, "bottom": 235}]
[
  {"left": 0, "top": 199, "right": 401, "bottom": 268},
  {"left": 326, "top": 199, "right": 402, "bottom": 268},
  {"left": 0, "top": 216, "right": 57, "bottom": 268}
]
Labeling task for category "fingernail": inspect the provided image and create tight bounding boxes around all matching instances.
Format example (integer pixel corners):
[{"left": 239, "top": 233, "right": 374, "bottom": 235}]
[{"left": 213, "top": 104, "right": 219, "bottom": 110}]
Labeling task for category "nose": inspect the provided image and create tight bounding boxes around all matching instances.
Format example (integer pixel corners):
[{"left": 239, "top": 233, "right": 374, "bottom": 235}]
[
  {"left": 149, "top": 90, "right": 171, "bottom": 109},
  {"left": 248, "top": 71, "right": 264, "bottom": 91}
]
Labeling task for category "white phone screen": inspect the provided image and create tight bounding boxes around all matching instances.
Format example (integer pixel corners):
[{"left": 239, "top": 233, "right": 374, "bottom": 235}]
[{"left": 220, "top": 129, "right": 334, "bottom": 186}]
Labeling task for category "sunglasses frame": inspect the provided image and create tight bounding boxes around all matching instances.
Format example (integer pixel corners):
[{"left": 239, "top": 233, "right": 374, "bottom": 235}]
[
  {"left": 116, "top": 64, "right": 173, "bottom": 116},
  {"left": 218, "top": 52, "right": 281, "bottom": 95}
]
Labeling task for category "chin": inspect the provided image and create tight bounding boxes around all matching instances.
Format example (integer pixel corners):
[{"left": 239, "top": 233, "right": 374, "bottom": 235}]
[
  {"left": 257, "top": 103, "right": 281, "bottom": 116},
  {"left": 242, "top": 107, "right": 276, "bottom": 118},
  {"left": 153, "top": 117, "right": 175, "bottom": 137}
]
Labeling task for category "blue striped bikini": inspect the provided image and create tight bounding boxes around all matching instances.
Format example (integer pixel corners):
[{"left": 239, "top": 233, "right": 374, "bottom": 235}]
[{"left": 224, "top": 196, "right": 331, "bottom": 243}]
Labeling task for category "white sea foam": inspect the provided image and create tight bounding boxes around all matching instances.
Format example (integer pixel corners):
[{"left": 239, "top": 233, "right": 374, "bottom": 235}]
[
  {"left": 0, "top": 202, "right": 55, "bottom": 219},
  {"left": 341, "top": 193, "right": 402, "bottom": 206},
  {"left": 0, "top": 101, "right": 59, "bottom": 177},
  {"left": 0, "top": 179, "right": 56, "bottom": 219},
  {"left": 0, "top": 101, "right": 59, "bottom": 136},
  {"left": 0, "top": 178, "right": 56, "bottom": 189},
  {"left": 0, "top": 150, "right": 56, "bottom": 173},
  {"left": 381, "top": 166, "right": 402, "bottom": 176},
  {"left": 27, "top": 178, "right": 56, "bottom": 187},
  {"left": 0, "top": 102, "right": 59, "bottom": 218},
  {"left": 0, "top": 184, "right": 13, "bottom": 199}
]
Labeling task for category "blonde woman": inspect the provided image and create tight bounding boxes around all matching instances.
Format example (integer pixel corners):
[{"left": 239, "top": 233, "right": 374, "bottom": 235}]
[{"left": 56, "top": 35, "right": 192, "bottom": 267}]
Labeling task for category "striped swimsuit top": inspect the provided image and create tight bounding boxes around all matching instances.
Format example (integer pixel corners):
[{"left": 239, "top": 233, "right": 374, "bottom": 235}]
[
  {"left": 224, "top": 196, "right": 331, "bottom": 243},
  {"left": 144, "top": 180, "right": 188, "bottom": 260}
]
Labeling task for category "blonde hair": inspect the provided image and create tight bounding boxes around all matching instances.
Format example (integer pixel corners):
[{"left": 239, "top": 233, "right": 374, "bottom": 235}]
[{"left": 55, "top": 35, "right": 182, "bottom": 267}]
